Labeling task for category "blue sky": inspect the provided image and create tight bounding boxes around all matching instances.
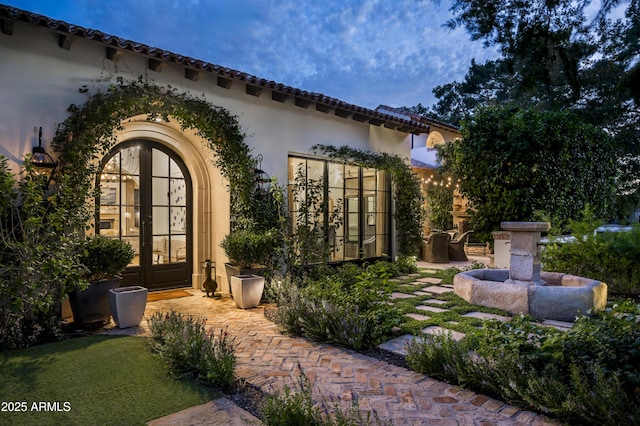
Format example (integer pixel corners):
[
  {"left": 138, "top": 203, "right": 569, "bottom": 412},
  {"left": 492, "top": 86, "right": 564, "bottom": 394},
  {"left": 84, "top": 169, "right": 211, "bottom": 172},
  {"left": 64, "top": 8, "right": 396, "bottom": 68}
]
[{"left": 5, "top": 0, "right": 498, "bottom": 109}]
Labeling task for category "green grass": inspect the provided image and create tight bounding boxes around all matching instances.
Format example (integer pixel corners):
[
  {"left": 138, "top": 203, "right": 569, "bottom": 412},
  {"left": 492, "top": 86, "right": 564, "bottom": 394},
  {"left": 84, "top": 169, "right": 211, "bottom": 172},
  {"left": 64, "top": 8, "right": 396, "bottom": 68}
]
[
  {"left": 387, "top": 266, "right": 514, "bottom": 336},
  {"left": 0, "top": 335, "right": 221, "bottom": 426}
]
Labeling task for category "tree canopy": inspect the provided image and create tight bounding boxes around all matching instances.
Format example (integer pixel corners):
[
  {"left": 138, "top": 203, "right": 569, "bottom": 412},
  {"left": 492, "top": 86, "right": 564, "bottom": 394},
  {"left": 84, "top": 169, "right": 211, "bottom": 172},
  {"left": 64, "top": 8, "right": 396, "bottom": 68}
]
[
  {"left": 438, "top": 106, "right": 618, "bottom": 242},
  {"left": 414, "top": 0, "right": 639, "bottom": 220}
]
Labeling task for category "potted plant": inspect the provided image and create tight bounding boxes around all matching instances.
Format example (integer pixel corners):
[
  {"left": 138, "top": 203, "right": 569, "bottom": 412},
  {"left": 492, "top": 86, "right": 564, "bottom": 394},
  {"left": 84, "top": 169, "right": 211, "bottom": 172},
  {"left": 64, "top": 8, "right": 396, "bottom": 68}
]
[
  {"left": 220, "top": 228, "right": 278, "bottom": 308},
  {"left": 68, "top": 235, "right": 134, "bottom": 326}
]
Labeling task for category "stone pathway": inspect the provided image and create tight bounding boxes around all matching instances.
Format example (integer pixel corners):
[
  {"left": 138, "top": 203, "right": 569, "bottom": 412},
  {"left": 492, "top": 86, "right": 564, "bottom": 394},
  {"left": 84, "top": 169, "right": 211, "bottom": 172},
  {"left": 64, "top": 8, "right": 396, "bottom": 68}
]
[
  {"left": 105, "top": 286, "right": 558, "bottom": 425},
  {"left": 381, "top": 274, "right": 574, "bottom": 358}
]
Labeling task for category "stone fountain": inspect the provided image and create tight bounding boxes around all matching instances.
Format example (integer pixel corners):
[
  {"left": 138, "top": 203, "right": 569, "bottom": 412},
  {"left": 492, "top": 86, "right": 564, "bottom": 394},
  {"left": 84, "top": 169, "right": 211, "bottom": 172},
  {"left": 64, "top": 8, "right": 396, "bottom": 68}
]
[{"left": 454, "top": 222, "right": 607, "bottom": 322}]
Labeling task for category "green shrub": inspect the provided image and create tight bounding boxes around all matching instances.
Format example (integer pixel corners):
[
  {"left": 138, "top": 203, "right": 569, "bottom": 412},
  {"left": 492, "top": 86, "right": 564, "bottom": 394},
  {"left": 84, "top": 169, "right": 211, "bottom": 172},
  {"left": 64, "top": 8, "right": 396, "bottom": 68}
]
[
  {"left": 147, "top": 311, "right": 236, "bottom": 389},
  {"left": 80, "top": 235, "right": 134, "bottom": 281},
  {"left": 272, "top": 269, "right": 402, "bottom": 350},
  {"left": 0, "top": 156, "right": 86, "bottom": 351},
  {"left": 542, "top": 216, "right": 640, "bottom": 295},
  {"left": 393, "top": 255, "right": 418, "bottom": 275},
  {"left": 220, "top": 228, "right": 279, "bottom": 269},
  {"left": 260, "top": 370, "right": 390, "bottom": 426},
  {"left": 405, "top": 302, "right": 640, "bottom": 425}
]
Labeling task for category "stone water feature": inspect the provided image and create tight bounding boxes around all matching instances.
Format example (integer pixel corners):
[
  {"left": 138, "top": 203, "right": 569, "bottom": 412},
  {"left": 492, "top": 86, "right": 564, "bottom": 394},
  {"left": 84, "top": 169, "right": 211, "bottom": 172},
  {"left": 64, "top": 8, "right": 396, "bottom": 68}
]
[{"left": 454, "top": 222, "right": 608, "bottom": 322}]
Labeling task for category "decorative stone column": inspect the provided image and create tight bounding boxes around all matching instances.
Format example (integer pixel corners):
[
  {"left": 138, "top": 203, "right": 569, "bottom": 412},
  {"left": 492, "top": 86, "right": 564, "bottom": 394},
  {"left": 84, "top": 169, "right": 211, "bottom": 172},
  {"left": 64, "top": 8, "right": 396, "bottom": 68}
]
[{"left": 501, "top": 222, "right": 550, "bottom": 285}]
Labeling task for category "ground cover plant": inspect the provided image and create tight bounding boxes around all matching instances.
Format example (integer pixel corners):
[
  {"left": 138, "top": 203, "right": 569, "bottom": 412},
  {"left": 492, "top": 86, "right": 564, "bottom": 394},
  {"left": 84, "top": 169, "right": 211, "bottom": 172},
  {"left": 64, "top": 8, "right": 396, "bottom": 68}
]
[
  {"left": 386, "top": 263, "right": 507, "bottom": 337},
  {"left": 147, "top": 310, "right": 236, "bottom": 389},
  {"left": 260, "top": 369, "right": 390, "bottom": 426},
  {"left": 0, "top": 335, "right": 220, "bottom": 426},
  {"left": 268, "top": 260, "right": 414, "bottom": 350},
  {"left": 404, "top": 300, "right": 640, "bottom": 425}
]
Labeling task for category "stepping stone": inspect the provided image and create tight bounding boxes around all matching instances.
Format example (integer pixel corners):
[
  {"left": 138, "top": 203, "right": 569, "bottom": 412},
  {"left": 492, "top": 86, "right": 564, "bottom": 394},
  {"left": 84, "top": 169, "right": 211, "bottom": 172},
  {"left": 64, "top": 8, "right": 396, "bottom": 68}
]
[
  {"left": 424, "top": 299, "right": 448, "bottom": 305},
  {"left": 447, "top": 321, "right": 459, "bottom": 325},
  {"left": 413, "top": 291, "right": 430, "bottom": 296},
  {"left": 541, "top": 319, "right": 574, "bottom": 330},
  {"left": 416, "top": 277, "right": 442, "bottom": 284},
  {"left": 463, "top": 312, "right": 511, "bottom": 322},
  {"left": 405, "top": 313, "right": 430, "bottom": 321},
  {"left": 416, "top": 305, "right": 448, "bottom": 313},
  {"left": 391, "top": 292, "right": 415, "bottom": 299},
  {"left": 378, "top": 334, "right": 425, "bottom": 356},
  {"left": 441, "top": 284, "right": 454, "bottom": 288},
  {"left": 421, "top": 286, "right": 453, "bottom": 294},
  {"left": 398, "top": 283, "right": 415, "bottom": 287},
  {"left": 421, "top": 326, "right": 466, "bottom": 341}
]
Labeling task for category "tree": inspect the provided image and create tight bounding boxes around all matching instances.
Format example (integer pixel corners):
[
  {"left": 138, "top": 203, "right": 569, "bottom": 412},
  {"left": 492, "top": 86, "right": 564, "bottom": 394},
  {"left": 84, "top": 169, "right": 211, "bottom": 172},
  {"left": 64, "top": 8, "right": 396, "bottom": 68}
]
[
  {"left": 438, "top": 106, "right": 618, "bottom": 242},
  {"left": 421, "top": 0, "right": 639, "bottom": 217}
]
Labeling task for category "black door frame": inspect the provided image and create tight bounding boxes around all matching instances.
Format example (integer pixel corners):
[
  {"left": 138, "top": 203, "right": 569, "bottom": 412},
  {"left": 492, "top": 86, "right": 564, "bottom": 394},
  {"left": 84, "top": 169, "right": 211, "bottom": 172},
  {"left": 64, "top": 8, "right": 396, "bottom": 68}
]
[{"left": 97, "top": 140, "right": 193, "bottom": 291}]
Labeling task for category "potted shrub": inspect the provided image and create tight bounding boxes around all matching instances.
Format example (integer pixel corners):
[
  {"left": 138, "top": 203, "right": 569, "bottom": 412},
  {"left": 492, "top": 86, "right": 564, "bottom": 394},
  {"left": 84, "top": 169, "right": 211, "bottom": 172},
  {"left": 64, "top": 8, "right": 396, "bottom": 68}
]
[
  {"left": 68, "top": 235, "right": 134, "bottom": 326},
  {"left": 220, "top": 228, "right": 278, "bottom": 308}
]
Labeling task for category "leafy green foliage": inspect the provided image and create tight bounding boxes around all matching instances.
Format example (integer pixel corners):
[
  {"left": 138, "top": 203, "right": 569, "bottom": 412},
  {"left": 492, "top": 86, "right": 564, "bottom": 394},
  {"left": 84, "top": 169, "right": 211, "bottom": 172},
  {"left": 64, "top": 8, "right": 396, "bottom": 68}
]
[
  {"left": 424, "top": 172, "right": 454, "bottom": 231},
  {"left": 422, "top": 0, "right": 640, "bottom": 216},
  {"left": 51, "top": 76, "right": 262, "bottom": 234},
  {"left": 312, "top": 145, "right": 425, "bottom": 256},
  {"left": 260, "top": 370, "right": 390, "bottom": 426},
  {"left": 542, "top": 213, "right": 640, "bottom": 295},
  {"left": 220, "top": 228, "right": 280, "bottom": 269},
  {"left": 405, "top": 302, "right": 640, "bottom": 425},
  {"left": 148, "top": 311, "right": 236, "bottom": 389},
  {"left": 438, "top": 106, "right": 617, "bottom": 242},
  {"left": 271, "top": 265, "right": 403, "bottom": 350},
  {"left": 0, "top": 157, "right": 87, "bottom": 351},
  {"left": 80, "top": 234, "right": 134, "bottom": 281},
  {"left": 287, "top": 162, "right": 343, "bottom": 267}
]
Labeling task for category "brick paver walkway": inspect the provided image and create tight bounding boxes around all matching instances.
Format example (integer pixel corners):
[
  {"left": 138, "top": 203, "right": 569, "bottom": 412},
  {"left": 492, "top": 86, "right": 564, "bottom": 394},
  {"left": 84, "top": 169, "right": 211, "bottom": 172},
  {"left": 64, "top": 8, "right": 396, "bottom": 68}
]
[{"left": 108, "top": 290, "right": 556, "bottom": 425}]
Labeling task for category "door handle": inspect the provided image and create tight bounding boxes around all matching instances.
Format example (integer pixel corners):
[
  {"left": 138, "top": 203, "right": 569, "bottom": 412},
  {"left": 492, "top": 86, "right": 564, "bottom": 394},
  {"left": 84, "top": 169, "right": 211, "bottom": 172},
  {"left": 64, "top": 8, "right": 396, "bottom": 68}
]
[{"left": 141, "top": 215, "right": 152, "bottom": 247}]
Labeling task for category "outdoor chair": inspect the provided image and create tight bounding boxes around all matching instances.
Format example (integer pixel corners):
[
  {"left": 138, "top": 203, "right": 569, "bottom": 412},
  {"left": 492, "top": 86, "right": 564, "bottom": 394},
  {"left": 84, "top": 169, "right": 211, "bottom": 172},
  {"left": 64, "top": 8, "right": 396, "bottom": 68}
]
[
  {"left": 448, "top": 230, "right": 473, "bottom": 261},
  {"left": 445, "top": 229, "right": 459, "bottom": 240},
  {"left": 423, "top": 232, "right": 451, "bottom": 263}
]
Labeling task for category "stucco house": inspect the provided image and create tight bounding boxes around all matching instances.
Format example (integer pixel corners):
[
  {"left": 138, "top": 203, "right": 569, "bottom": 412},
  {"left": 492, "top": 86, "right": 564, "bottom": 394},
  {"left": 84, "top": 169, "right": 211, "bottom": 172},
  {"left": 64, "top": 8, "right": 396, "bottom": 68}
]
[{"left": 0, "top": 4, "right": 449, "bottom": 293}]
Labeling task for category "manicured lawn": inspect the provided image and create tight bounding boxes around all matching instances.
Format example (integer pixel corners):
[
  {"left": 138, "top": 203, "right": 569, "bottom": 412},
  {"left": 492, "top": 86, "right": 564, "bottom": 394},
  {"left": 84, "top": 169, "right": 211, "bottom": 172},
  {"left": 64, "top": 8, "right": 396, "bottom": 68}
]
[{"left": 0, "top": 335, "right": 221, "bottom": 426}]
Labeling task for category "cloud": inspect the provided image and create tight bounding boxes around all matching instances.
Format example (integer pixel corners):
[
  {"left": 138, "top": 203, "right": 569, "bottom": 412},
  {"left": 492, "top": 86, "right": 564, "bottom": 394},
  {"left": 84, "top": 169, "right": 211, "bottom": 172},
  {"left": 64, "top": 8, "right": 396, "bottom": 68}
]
[{"left": 7, "top": 0, "right": 498, "bottom": 108}]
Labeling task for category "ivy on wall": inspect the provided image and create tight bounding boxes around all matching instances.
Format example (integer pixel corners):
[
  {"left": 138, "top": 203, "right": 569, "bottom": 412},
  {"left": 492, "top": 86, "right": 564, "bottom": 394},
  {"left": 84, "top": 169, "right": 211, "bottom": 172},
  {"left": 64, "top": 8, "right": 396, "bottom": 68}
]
[
  {"left": 50, "top": 77, "right": 259, "bottom": 230},
  {"left": 312, "top": 144, "right": 425, "bottom": 256}
]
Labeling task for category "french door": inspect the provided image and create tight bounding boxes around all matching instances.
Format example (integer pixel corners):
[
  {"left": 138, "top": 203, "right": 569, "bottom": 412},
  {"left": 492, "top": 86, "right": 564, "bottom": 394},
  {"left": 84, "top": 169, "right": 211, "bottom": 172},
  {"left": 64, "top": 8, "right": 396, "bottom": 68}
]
[{"left": 98, "top": 141, "right": 192, "bottom": 290}]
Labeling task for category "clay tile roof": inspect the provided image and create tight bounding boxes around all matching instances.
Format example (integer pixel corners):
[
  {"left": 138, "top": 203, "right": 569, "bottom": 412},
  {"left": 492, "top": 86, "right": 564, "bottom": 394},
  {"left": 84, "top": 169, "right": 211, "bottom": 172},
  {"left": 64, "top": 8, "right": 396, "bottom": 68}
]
[{"left": 0, "top": 4, "right": 437, "bottom": 134}]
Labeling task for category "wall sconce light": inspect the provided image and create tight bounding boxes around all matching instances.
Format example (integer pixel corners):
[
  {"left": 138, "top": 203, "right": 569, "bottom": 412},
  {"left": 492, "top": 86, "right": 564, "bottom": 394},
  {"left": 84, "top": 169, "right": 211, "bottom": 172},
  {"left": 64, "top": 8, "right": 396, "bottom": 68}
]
[{"left": 30, "top": 127, "right": 58, "bottom": 187}]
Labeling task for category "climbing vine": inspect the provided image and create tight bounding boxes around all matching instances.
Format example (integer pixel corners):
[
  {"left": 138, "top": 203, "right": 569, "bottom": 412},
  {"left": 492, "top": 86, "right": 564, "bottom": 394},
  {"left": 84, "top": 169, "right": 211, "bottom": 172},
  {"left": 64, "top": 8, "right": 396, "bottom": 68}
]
[
  {"left": 312, "top": 144, "right": 425, "bottom": 255},
  {"left": 51, "top": 76, "right": 260, "bottom": 230}
]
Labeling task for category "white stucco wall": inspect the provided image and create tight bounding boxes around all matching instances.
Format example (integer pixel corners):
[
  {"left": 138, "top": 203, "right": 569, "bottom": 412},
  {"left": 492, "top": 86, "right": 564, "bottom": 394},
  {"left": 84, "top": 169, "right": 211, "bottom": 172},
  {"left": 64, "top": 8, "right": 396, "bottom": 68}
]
[{"left": 0, "top": 19, "right": 416, "bottom": 289}]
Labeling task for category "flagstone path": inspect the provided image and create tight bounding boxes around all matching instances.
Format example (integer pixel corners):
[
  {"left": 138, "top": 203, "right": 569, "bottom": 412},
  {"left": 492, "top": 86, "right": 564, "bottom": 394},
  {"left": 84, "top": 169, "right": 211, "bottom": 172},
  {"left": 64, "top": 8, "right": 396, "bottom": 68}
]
[{"left": 379, "top": 275, "right": 573, "bottom": 355}]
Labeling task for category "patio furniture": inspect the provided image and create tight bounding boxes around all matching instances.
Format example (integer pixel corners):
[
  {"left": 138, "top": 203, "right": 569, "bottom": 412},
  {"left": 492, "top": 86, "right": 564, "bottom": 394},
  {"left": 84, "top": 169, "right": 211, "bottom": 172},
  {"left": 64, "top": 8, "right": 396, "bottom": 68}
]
[
  {"left": 423, "top": 232, "right": 451, "bottom": 263},
  {"left": 445, "top": 229, "right": 459, "bottom": 240},
  {"left": 448, "top": 230, "right": 473, "bottom": 261}
]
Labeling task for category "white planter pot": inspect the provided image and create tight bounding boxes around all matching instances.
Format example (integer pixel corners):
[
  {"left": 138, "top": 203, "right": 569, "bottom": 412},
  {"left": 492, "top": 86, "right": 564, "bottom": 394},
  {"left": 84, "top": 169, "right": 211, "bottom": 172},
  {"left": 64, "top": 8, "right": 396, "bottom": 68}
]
[
  {"left": 230, "top": 275, "right": 264, "bottom": 309},
  {"left": 109, "top": 286, "right": 148, "bottom": 328}
]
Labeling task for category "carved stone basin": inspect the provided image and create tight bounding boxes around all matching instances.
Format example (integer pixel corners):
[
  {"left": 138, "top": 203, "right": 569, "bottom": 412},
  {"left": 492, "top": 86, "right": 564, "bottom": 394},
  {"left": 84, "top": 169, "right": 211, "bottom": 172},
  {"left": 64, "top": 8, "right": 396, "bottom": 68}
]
[
  {"left": 454, "top": 269, "right": 608, "bottom": 321},
  {"left": 453, "top": 221, "right": 607, "bottom": 322}
]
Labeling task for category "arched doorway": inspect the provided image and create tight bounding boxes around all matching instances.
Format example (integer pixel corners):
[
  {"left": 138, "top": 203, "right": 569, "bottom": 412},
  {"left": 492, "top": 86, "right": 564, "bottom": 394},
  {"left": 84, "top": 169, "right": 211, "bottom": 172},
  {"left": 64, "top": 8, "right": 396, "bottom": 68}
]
[{"left": 97, "top": 140, "right": 192, "bottom": 291}]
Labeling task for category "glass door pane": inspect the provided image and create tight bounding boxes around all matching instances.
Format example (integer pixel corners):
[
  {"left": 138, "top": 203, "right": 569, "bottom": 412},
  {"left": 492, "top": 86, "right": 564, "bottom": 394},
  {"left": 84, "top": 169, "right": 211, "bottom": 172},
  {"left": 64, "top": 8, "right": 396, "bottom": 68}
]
[
  {"left": 151, "top": 148, "right": 187, "bottom": 264},
  {"left": 98, "top": 145, "right": 141, "bottom": 267}
]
